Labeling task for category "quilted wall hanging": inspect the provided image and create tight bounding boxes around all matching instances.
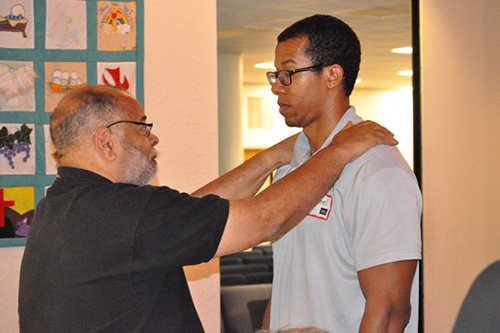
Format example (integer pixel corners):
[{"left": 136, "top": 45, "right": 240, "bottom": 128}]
[{"left": 0, "top": 0, "right": 144, "bottom": 245}]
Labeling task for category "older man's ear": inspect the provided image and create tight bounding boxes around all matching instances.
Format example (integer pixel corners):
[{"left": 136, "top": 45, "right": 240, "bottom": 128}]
[{"left": 94, "top": 127, "right": 117, "bottom": 162}]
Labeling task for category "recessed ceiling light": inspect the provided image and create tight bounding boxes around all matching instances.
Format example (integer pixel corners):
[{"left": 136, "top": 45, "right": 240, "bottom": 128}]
[
  {"left": 392, "top": 47, "right": 413, "bottom": 54},
  {"left": 355, "top": 78, "right": 362, "bottom": 84},
  {"left": 397, "top": 70, "right": 413, "bottom": 76},
  {"left": 254, "top": 62, "right": 275, "bottom": 69},
  {"left": 401, "top": 86, "right": 413, "bottom": 92}
]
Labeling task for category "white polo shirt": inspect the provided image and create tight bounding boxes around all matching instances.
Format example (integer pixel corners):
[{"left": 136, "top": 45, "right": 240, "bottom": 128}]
[{"left": 270, "top": 107, "right": 422, "bottom": 332}]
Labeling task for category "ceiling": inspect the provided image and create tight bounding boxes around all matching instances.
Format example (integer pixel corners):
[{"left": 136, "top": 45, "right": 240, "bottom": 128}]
[{"left": 217, "top": 0, "right": 413, "bottom": 90}]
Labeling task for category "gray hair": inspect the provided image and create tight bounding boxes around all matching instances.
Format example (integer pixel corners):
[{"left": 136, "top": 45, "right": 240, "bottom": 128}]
[{"left": 50, "top": 86, "right": 122, "bottom": 153}]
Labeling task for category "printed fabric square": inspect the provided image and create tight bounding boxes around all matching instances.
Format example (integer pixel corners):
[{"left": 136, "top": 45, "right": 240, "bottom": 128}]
[
  {"left": 0, "top": 0, "right": 34, "bottom": 49},
  {"left": 97, "top": 62, "right": 136, "bottom": 97},
  {"left": 0, "top": 123, "right": 35, "bottom": 175},
  {"left": 0, "top": 187, "right": 35, "bottom": 238},
  {"left": 98, "top": 1, "right": 137, "bottom": 51},
  {"left": 46, "top": 0, "right": 87, "bottom": 50},
  {"left": 0, "top": 61, "right": 37, "bottom": 111},
  {"left": 45, "top": 62, "right": 87, "bottom": 112}
]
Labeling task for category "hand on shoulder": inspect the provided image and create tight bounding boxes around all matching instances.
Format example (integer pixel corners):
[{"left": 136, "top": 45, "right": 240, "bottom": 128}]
[{"left": 329, "top": 120, "right": 398, "bottom": 163}]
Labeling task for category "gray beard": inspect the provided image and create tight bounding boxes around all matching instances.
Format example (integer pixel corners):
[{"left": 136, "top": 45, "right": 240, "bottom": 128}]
[{"left": 122, "top": 145, "right": 157, "bottom": 186}]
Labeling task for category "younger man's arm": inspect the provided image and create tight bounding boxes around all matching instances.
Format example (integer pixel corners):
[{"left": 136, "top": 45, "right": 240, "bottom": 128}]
[{"left": 214, "top": 121, "right": 398, "bottom": 257}]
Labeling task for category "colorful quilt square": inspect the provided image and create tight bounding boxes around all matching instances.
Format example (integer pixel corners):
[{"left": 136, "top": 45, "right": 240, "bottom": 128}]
[
  {"left": 97, "top": 62, "right": 136, "bottom": 97},
  {"left": 97, "top": 1, "right": 137, "bottom": 51},
  {"left": 0, "top": 187, "right": 34, "bottom": 238},
  {"left": 0, "top": 0, "right": 34, "bottom": 49},
  {"left": 46, "top": 0, "right": 87, "bottom": 50},
  {"left": 0, "top": 123, "right": 35, "bottom": 175},
  {"left": 0, "top": 61, "right": 37, "bottom": 111},
  {"left": 45, "top": 62, "right": 87, "bottom": 112}
]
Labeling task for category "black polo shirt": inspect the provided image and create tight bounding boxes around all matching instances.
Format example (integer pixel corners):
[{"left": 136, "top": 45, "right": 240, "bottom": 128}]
[{"left": 19, "top": 167, "right": 229, "bottom": 332}]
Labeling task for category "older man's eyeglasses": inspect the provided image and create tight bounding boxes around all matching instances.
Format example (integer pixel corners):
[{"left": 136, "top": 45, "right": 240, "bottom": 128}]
[
  {"left": 106, "top": 120, "right": 153, "bottom": 137},
  {"left": 266, "top": 65, "right": 321, "bottom": 86}
]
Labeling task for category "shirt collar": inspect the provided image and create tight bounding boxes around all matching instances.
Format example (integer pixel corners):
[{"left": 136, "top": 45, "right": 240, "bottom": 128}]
[{"left": 57, "top": 166, "right": 113, "bottom": 183}]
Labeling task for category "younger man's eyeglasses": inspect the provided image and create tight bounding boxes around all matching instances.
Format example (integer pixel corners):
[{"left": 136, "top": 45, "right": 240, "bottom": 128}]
[{"left": 266, "top": 65, "right": 322, "bottom": 86}]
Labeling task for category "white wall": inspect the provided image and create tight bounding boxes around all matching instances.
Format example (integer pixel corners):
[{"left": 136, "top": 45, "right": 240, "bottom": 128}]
[
  {"left": 218, "top": 54, "right": 244, "bottom": 174},
  {"left": 351, "top": 89, "right": 414, "bottom": 168},
  {"left": 242, "top": 84, "right": 300, "bottom": 149},
  {"left": 421, "top": 0, "right": 500, "bottom": 331}
]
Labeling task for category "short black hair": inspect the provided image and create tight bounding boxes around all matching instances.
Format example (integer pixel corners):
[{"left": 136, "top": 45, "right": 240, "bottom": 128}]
[{"left": 278, "top": 15, "right": 361, "bottom": 96}]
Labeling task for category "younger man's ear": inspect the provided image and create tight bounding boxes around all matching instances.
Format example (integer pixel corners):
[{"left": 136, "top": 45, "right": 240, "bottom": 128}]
[
  {"left": 95, "top": 127, "right": 117, "bottom": 161},
  {"left": 325, "top": 64, "right": 344, "bottom": 89}
]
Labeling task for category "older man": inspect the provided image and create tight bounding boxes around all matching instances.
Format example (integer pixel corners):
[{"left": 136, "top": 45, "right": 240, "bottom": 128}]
[{"left": 18, "top": 85, "right": 396, "bottom": 332}]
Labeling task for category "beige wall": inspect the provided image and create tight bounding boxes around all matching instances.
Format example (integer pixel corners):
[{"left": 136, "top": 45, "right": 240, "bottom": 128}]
[
  {"left": 421, "top": 0, "right": 500, "bottom": 331},
  {"left": 0, "top": 246, "right": 24, "bottom": 332},
  {"left": 144, "top": 1, "right": 220, "bottom": 332}
]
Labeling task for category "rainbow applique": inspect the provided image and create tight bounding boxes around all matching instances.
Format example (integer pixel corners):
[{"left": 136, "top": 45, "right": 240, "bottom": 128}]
[{"left": 105, "top": 7, "right": 129, "bottom": 34}]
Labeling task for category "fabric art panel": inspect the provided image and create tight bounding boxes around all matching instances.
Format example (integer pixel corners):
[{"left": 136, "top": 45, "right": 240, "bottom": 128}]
[
  {"left": 0, "top": 0, "right": 34, "bottom": 49},
  {"left": 46, "top": 0, "right": 87, "bottom": 50},
  {"left": 98, "top": 2, "right": 137, "bottom": 51},
  {"left": 98, "top": 61, "right": 137, "bottom": 97},
  {"left": 0, "top": 0, "right": 144, "bottom": 243},
  {"left": 0, "top": 123, "right": 35, "bottom": 175},
  {"left": 45, "top": 62, "right": 87, "bottom": 112},
  {"left": 0, "top": 61, "right": 36, "bottom": 111},
  {"left": 0, "top": 187, "right": 34, "bottom": 238}
]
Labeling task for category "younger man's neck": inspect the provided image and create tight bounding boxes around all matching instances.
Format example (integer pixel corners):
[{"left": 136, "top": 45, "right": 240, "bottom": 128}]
[{"left": 305, "top": 99, "right": 351, "bottom": 154}]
